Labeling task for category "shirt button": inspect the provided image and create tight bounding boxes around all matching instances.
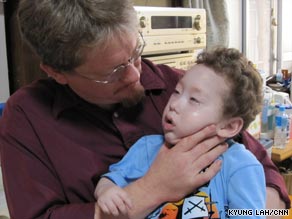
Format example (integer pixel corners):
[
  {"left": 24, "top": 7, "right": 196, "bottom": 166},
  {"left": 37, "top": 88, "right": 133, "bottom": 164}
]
[{"left": 113, "top": 112, "right": 119, "bottom": 118}]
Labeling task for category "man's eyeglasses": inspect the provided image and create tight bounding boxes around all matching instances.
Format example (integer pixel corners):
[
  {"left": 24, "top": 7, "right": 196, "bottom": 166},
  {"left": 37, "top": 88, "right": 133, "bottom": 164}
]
[{"left": 72, "top": 32, "right": 145, "bottom": 84}]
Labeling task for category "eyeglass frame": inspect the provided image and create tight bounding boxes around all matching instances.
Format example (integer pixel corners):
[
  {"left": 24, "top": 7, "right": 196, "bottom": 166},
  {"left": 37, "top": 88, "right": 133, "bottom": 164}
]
[{"left": 71, "top": 32, "right": 146, "bottom": 84}]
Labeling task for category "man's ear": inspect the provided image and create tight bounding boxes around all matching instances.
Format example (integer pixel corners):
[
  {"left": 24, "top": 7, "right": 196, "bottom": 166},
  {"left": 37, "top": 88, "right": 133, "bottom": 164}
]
[
  {"left": 40, "top": 63, "right": 68, "bottom": 85},
  {"left": 216, "top": 117, "right": 244, "bottom": 138}
]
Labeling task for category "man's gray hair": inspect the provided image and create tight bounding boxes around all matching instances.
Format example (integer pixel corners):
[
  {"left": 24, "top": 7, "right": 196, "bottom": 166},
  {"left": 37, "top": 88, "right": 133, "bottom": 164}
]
[{"left": 18, "top": 0, "right": 138, "bottom": 72}]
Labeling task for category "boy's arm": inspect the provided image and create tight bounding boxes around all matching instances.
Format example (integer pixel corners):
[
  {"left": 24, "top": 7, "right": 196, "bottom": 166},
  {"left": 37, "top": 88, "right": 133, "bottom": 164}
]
[
  {"left": 228, "top": 163, "right": 266, "bottom": 219},
  {"left": 241, "top": 131, "right": 291, "bottom": 209}
]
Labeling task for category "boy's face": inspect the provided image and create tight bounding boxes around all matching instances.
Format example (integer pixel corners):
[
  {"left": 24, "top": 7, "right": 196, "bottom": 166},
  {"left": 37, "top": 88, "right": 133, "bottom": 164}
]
[{"left": 162, "top": 64, "right": 229, "bottom": 145}]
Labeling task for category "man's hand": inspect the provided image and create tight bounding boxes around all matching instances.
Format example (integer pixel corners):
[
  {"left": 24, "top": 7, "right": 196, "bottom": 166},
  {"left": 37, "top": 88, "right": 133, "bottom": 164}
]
[{"left": 140, "top": 125, "right": 227, "bottom": 203}]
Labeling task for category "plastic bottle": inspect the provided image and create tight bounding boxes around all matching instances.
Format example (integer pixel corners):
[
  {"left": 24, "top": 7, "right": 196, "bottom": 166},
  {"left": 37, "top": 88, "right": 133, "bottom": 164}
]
[
  {"left": 284, "top": 105, "right": 292, "bottom": 141},
  {"left": 261, "top": 97, "right": 270, "bottom": 133},
  {"left": 276, "top": 69, "right": 283, "bottom": 83},
  {"left": 267, "top": 101, "right": 276, "bottom": 138},
  {"left": 273, "top": 105, "right": 288, "bottom": 149},
  {"left": 261, "top": 90, "right": 275, "bottom": 138},
  {"left": 258, "top": 69, "right": 267, "bottom": 92}
]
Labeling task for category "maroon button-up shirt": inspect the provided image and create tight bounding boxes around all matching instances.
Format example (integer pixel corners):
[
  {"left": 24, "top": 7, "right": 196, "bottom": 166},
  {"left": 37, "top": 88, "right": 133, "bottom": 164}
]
[{"left": 0, "top": 59, "right": 290, "bottom": 219}]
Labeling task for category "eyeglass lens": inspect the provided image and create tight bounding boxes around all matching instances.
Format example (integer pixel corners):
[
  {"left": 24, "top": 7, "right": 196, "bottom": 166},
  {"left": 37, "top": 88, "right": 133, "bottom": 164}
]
[{"left": 105, "top": 34, "right": 145, "bottom": 83}]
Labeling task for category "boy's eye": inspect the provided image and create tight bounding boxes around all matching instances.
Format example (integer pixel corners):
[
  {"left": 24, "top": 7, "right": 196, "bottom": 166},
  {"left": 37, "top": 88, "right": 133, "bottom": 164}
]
[
  {"left": 190, "top": 97, "right": 199, "bottom": 103},
  {"left": 174, "top": 89, "right": 180, "bottom": 94}
]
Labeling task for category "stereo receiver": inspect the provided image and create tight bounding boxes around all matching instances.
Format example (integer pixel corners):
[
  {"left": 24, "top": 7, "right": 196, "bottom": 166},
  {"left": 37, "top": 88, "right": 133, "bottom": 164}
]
[
  {"left": 134, "top": 6, "right": 207, "bottom": 69},
  {"left": 134, "top": 6, "right": 206, "bottom": 36},
  {"left": 134, "top": 6, "right": 206, "bottom": 55}
]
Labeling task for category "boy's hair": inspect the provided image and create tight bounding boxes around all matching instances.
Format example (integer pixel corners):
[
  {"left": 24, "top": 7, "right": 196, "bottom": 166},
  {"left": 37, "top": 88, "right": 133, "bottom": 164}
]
[
  {"left": 196, "top": 47, "right": 263, "bottom": 130},
  {"left": 17, "top": 0, "right": 138, "bottom": 72}
]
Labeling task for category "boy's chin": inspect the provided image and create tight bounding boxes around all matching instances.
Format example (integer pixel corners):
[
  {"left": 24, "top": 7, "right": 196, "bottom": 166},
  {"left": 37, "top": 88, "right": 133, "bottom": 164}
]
[{"left": 165, "top": 135, "right": 181, "bottom": 147}]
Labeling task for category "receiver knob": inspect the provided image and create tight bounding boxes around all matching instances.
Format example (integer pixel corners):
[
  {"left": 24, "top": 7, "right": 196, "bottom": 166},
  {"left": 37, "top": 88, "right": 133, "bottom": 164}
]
[
  {"left": 194, "top": 37, "right": 201, "bottom": 44},
  {"left": 194, "top": 15, "right": 201, "bottom": 30},
  {"left": 139, "top": 16, "right": 146, "bottom": 28}
]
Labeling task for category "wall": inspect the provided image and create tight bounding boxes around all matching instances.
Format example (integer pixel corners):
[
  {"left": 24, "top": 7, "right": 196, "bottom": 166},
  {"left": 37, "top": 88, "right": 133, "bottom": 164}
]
[
  {"left": 226, "top": 0, "right": 242, "bottom": 50},
  {"left": 0, "top": 2, "right": 9, "bottom": 103}
]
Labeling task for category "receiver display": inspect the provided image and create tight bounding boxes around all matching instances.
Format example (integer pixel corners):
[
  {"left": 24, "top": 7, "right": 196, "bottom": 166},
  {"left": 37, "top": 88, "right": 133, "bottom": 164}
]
[{"left": 151, "top": 16, "right": 192, "bottom": 29}]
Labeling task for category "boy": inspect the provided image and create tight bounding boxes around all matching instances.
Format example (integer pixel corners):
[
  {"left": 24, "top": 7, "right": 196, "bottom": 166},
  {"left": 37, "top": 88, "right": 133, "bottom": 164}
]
[{"left": 97, "top": 47, "right": 266, "bottom": 218}]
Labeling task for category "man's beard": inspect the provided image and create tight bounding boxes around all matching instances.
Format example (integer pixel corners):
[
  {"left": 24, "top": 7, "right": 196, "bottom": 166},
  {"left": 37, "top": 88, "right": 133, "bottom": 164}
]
[{"left": 121, "top": 84, "right": 145, "bottom": 108}]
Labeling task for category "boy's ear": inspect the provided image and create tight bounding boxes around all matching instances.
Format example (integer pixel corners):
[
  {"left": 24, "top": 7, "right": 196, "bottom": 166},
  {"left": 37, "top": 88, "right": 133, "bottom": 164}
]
[
  {"left": 216, "top": 117, "right": 244, "bottom": 138},
  {"left": 40, "top": 63, "right": 68, "bottom": 85}
]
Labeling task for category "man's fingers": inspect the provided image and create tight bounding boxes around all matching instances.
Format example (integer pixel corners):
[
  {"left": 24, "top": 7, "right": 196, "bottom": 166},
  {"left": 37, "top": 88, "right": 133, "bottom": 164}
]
[
  {"left": 189, "top": 135, "right": 226, "bottom": 159},
  {"left": 193, "top": 159, "right": 222, "bottom": 188},
  {"left": 192, "top": 142, "right": 228, "bottom": 173},
  {"left": 175, "top": 125, "right": 217, "bottom": 152}
]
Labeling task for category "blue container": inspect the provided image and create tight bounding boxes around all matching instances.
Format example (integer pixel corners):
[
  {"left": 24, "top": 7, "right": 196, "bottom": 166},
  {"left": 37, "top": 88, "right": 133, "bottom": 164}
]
[{"left": 0, "top": 103, "right": 5, "bottom": 117}]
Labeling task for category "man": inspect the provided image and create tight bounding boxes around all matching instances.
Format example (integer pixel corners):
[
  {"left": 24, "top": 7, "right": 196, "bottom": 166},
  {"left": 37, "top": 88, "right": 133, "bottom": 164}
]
[{"left": 0, "top": 0, "right": 289, "bottom": 219}]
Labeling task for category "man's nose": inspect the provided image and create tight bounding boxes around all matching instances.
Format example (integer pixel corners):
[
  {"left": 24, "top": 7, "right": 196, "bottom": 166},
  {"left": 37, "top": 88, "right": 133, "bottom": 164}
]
[{"left": 120, "top": 63, "right": 141, "bottom": 83}]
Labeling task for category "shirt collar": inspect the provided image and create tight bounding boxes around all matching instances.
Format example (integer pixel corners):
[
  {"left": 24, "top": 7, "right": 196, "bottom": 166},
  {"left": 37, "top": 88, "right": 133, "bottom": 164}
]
[
  {"left": 140, "top": 58, "right": 167, "bottom": 91},
  {"left": 52, "top": 82, "right": 83, "bottom": 118}
]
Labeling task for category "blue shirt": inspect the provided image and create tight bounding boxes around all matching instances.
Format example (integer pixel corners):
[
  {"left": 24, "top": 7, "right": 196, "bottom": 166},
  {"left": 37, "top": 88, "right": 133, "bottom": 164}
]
[{"left": 103, "top": 135, "right": 266, "bottom": 219}]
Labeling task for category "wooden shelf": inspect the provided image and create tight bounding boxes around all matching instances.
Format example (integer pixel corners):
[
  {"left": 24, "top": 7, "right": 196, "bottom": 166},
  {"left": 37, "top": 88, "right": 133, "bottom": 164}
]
[{"left": 272, "top": 140, "right": 292, "bottom": 163}]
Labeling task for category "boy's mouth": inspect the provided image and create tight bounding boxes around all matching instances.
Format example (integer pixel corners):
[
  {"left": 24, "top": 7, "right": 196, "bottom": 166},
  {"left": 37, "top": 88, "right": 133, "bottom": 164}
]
[{"left": 163, "top": 115, "right": 175, "bottom": 131}]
